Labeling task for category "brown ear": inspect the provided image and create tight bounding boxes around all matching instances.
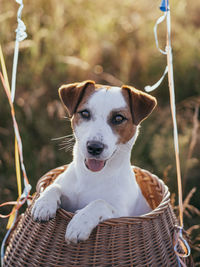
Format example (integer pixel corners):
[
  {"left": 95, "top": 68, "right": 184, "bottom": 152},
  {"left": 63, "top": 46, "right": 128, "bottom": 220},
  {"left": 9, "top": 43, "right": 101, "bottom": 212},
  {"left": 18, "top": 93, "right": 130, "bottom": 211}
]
[
  {"left": 122, "top": 85, "right": 157, "bottom": 125},
  {"left": 58, "top": 80, "right": 95, "bottom": 117}
]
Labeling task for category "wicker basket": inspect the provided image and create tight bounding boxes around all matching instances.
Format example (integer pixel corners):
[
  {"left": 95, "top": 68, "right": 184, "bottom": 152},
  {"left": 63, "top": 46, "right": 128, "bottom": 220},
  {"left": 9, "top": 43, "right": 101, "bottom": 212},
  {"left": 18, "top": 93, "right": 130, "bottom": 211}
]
[{"left": 3, "top": 165, "right": 193, "bottom": 267}]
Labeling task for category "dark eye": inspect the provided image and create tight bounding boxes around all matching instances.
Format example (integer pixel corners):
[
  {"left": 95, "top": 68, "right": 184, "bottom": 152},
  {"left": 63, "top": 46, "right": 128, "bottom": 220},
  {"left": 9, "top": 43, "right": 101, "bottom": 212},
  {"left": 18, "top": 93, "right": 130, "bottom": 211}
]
[
  {"left": 111, "top": 114, "right": 126, "bottom": 125},
  {"left": 79, "top": 109, "right": 91, "bottom": 119}
]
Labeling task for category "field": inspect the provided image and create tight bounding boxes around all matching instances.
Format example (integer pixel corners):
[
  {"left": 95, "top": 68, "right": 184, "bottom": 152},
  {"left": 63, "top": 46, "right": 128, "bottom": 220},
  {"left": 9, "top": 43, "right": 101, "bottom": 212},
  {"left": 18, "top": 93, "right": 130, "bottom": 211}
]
[{"left": 0, "top": 0, "right": 200, "bottom": 264}]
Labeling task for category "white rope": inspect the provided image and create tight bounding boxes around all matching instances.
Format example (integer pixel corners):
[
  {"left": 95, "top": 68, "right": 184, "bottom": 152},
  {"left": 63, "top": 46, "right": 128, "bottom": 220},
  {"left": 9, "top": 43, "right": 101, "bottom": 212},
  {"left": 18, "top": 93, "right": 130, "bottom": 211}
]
[
  {"left": 145, "top": 0, "right": 191, "bottom": 264},
  {"left": 1, "top": 1, "right": 30, "bottom": 263},
  {"left": 144, "top": 12, "right": 168, "bottom": 92},
  {"left": 11, "top": 0, "right": 27, "bottom": 103},
  {"left": 165, "top": 5, "right": 185, "bottom": 233},
  {"left": 11, "top": 0, "right": 30, "bottom": 193},
  {"left": 154, "top": 13, "right": 167, "bottom": 55},
  {"left": 145, "top": 66, "right": 168, "bottom": 92}
]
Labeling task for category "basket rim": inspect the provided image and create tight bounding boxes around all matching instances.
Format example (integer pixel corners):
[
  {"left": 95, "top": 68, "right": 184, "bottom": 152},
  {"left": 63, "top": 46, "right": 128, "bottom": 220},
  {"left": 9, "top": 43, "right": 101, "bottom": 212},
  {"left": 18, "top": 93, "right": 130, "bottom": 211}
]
[{"left": 36, "top": 165, "right": 171, "bottom": 224}]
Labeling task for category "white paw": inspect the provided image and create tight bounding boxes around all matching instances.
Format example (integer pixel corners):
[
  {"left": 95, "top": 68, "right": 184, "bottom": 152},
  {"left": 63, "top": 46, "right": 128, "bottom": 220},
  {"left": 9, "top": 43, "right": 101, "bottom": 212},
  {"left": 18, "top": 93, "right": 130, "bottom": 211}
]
[
  {"left": 65, "top": 199, "right": 119, "bottom": 244},
  {"left": 31, "top": 195, "right": 58, "bottom": 221},
  {"left": 65, "top": 211, "right": 95, "bottom": 244}
]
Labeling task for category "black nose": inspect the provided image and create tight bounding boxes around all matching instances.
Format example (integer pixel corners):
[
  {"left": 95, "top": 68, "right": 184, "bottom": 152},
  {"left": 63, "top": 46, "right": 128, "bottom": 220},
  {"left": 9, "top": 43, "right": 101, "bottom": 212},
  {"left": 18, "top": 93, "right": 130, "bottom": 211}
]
[{"left": 87, "top": 141, "right": 104, "bottom": 156}]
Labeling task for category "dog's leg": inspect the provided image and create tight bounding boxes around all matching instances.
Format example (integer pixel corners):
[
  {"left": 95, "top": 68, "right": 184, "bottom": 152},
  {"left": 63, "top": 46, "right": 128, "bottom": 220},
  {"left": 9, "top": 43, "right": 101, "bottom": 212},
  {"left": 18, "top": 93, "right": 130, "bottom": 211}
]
[
  {"left": 65, "top": 199, "right": 119, "bottom": 244},
  {"left": 31, "top": 183, "right": 62, "bottom": 221}
]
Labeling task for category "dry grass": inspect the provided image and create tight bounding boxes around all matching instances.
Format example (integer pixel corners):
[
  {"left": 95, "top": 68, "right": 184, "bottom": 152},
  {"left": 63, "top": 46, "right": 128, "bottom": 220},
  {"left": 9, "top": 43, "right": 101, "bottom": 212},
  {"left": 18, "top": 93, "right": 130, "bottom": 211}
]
[
  {"left": 171, "top": 187, "right": 200, "bottom": 264},
  {"left": 0, "top": 0, "right": 200, "bottom": 263}
]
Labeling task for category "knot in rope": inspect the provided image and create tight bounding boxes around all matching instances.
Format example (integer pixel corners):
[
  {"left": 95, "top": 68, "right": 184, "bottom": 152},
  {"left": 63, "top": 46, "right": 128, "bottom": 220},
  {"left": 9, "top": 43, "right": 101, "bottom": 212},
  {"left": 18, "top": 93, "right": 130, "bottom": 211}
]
[
  {"left": 15, "top": 1, "right": 27, "bottom": 42},
  {"left": 15, "top": 0, "right": 27, "bottom": 42},
  {"left": 173, "top": 225, "right": 191, "bottom": 267},
  {"left": 16, "top": 18, "right": 27, "bottom": 42},
  {"left": 174, "top": 226, "right": 191, "bottom": 258},
  {"left": 11, "top": 0, "right": 27, "bottom": 102}
]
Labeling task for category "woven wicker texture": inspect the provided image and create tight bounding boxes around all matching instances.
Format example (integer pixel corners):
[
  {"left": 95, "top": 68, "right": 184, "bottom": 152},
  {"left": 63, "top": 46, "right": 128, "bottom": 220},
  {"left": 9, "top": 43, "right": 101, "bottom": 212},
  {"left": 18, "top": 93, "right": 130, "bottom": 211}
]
[{"left": 3, "top": 165, "right": 192, "bottom": 266}]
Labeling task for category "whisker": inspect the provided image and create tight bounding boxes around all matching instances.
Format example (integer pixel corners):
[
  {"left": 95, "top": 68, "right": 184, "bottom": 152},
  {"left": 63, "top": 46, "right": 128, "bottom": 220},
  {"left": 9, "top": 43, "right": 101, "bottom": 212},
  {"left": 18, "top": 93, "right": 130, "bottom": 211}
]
[
  {"left": 58, "top": 141, "right": 74, "bottom": 147},
  {"left": 55, "top": 134, "right": 75, "bottom": 152},
  {"left": 59, "top": 137, "right": 75, "bottom": 145},
  {"left": 60, "top": 136, "right": 75, "bottom": 141},
  {"left": 51, "top": 134, "right": 74, "bottom": 141},
  {"left": 59, "top": 144, "right": 74, "bottom": 152},
  {"left": 59, "top": 143, "right": 73, "bottom": 147}
]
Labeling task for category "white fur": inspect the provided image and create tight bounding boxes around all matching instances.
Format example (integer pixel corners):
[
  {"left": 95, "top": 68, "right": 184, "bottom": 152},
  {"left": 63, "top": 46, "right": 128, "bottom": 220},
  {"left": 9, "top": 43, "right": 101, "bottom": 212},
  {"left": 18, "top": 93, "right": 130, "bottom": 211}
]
[{"left": 32, "top": 86, "right": 152, "bottom": 244}]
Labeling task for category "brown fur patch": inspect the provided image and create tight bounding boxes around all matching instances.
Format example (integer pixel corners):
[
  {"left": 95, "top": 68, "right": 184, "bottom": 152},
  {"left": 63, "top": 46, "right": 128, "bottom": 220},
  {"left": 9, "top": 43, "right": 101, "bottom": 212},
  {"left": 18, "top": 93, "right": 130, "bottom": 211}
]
[
  {"left": 122, "top": 85, "right": 157, "bottom": 125},
  {"left": 71, "top": 113, "right": 81, "bottom": 130},
  {"left": 71, "top": 83, "right": 111, "bottom": 130},
  {"left": 71, "top": 85, "right": 96, "bottom": 130},
  {"left": 108, "top": 108, "right": 137, "bottom": 144},
  {"left": 59, "top": 80, "right": 95, "bottom": 117}
]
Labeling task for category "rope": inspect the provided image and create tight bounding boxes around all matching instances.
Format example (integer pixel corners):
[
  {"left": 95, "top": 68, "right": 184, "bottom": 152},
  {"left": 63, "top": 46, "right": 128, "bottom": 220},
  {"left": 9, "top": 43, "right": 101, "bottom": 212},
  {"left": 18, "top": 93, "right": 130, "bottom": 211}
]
[
  {"left": 154, "top": 12, "right": 167, "bottom": 55},
  {"left": 0, "top": 210, "right": 19, "bottom": 267},
  {"left": 145, "top": 66, "right": 168, "bottom": 93},
  {"left": 11, "top": 0, "right": 27, "bottom": 102},
  {"left": 144, "top": 0, "right": 191, "bottom": 264},
  {"left": 165, "top": 8, "right": 184, "bottom": 228},
  {"left": 0, "top": 0, "right": 31, "bottom": 264},
  {"left": 174, "top": 226, "right": 191, "bottom": 258},
  {"left": 0, "top": 70, "right": 32, "bottom": 266}
]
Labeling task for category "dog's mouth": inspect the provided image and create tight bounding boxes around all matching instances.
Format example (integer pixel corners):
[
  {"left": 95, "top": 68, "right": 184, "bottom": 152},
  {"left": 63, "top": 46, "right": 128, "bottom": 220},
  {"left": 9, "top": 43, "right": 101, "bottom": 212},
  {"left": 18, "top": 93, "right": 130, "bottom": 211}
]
[{"left": 85, "top": 158, "right": 106, "bottom": 172}]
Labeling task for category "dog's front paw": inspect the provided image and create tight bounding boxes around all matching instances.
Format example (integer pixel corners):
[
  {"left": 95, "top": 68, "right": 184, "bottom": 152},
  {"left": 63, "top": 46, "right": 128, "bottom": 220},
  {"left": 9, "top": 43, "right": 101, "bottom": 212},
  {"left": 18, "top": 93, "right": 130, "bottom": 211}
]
[
  {"left": 31, "top": 196, "right": 58, "bottom": 222},
  {"left": 65, "top": 211, "right": 94, "bottom": 244},
  {"left": 31, "top": 184, "right": 61, "bottom": 222},
  {"left": 65, "top": 199, "right": 119, "bottom": 244}
]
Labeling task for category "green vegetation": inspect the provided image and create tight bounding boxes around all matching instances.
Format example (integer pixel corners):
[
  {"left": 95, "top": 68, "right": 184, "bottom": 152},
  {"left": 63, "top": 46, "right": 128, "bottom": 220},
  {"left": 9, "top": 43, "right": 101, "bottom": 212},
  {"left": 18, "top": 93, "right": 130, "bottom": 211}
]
[{"left": 0, "top": 0, "right": 199, "bottom": 263}]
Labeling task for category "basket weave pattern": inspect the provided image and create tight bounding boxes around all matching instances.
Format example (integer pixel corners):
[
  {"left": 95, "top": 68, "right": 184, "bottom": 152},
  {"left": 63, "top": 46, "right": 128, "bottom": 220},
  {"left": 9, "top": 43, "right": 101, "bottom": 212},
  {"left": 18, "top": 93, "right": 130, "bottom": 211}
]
[{"left": 4, "top": 166, "right": 190, "bottom": 266}]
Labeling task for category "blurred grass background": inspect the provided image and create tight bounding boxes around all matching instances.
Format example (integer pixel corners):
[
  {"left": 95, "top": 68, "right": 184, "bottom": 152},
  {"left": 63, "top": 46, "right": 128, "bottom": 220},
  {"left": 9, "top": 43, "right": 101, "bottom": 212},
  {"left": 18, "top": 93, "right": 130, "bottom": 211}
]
[{"left": 0, "top": 0, "right": 199, "bottom": 263}]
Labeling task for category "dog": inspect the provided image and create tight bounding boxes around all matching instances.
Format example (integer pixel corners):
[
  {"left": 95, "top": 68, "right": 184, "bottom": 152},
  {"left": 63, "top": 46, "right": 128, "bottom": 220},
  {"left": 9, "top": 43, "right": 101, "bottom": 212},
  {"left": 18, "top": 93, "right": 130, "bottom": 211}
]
[{"left": 31, "top": 80, "right": 157, "bottom": 244}]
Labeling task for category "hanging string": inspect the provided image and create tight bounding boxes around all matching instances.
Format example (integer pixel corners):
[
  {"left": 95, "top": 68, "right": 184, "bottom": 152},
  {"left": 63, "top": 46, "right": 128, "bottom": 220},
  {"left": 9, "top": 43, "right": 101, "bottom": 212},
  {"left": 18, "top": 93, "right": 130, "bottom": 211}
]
[
  {"left": 145, "top": 0, "right": 191, "bottom": 264},
  {"left": 154, "top": 12, "right": 167, "bottom": 55},
  {"left": 0, "top": 70, "right": 32, "bottom": 266},
  {"left": 144, "top": 5, "right": 168, "bottom": 92},
  {"left": 145, "top": 66, "right": 168, "bottom": 92},
  {"left": 11, "top": 0, "right": 27, "bottom": 102},
  {"left": 0, "top": 0, "right": 31, "bottom": 264},
  {"left": 0, "top": 210, "right": 19, "bottom": 267},
  {"left": 165, "top": 4, "right": 183, "bottom": 228},
  {"left": 165, "top": 4, "right": 190, "bottom": 262}
]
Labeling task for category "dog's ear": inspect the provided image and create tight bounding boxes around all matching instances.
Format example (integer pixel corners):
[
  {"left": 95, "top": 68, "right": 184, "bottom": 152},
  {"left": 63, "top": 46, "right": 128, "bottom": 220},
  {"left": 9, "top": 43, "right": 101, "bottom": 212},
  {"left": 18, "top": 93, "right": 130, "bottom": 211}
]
[
  {"left": 122, "top": 85, "right": 157, "bottom": 125},
  {"left": 59, "top": 80, "right": 95, "bottom": 117}
]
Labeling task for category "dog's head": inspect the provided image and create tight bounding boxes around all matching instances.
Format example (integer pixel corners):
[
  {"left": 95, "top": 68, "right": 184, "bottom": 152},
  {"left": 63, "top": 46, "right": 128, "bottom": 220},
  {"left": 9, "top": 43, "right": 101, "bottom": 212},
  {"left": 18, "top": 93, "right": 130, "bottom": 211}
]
[{"left": 59, "top": 80, "right": 157, "bottom": 172}]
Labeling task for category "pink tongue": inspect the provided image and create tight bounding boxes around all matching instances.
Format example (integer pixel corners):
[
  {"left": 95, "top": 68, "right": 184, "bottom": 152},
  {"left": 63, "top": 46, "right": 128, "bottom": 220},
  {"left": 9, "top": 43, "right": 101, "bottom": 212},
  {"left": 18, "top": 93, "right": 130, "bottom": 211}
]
[{"left": 86, "top": 159, "right": 105, "bottom": 172}]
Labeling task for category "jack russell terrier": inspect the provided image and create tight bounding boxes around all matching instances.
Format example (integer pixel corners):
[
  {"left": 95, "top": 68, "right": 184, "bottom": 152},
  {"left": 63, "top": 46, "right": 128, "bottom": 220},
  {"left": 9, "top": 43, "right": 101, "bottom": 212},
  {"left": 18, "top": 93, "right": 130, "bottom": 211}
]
[{"left": 31, "top": 80, "right": 157, "bottom": 244}]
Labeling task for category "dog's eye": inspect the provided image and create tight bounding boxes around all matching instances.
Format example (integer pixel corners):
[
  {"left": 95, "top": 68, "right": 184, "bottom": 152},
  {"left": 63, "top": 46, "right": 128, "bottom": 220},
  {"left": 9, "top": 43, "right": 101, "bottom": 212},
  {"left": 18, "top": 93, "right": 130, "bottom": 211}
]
[
  {"left": 79, "top": 110, "right": 91, "bottom": 119},
  {"left": 111, "top": 114, "right": 126, "bottom": 125}
]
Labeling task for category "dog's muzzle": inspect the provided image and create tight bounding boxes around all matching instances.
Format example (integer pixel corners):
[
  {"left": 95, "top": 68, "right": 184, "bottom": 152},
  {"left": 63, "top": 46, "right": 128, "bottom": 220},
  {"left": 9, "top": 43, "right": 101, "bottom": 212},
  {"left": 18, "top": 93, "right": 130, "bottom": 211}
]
[{"left": 85, "top": 141, "right": 106, "bottom": 172}]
